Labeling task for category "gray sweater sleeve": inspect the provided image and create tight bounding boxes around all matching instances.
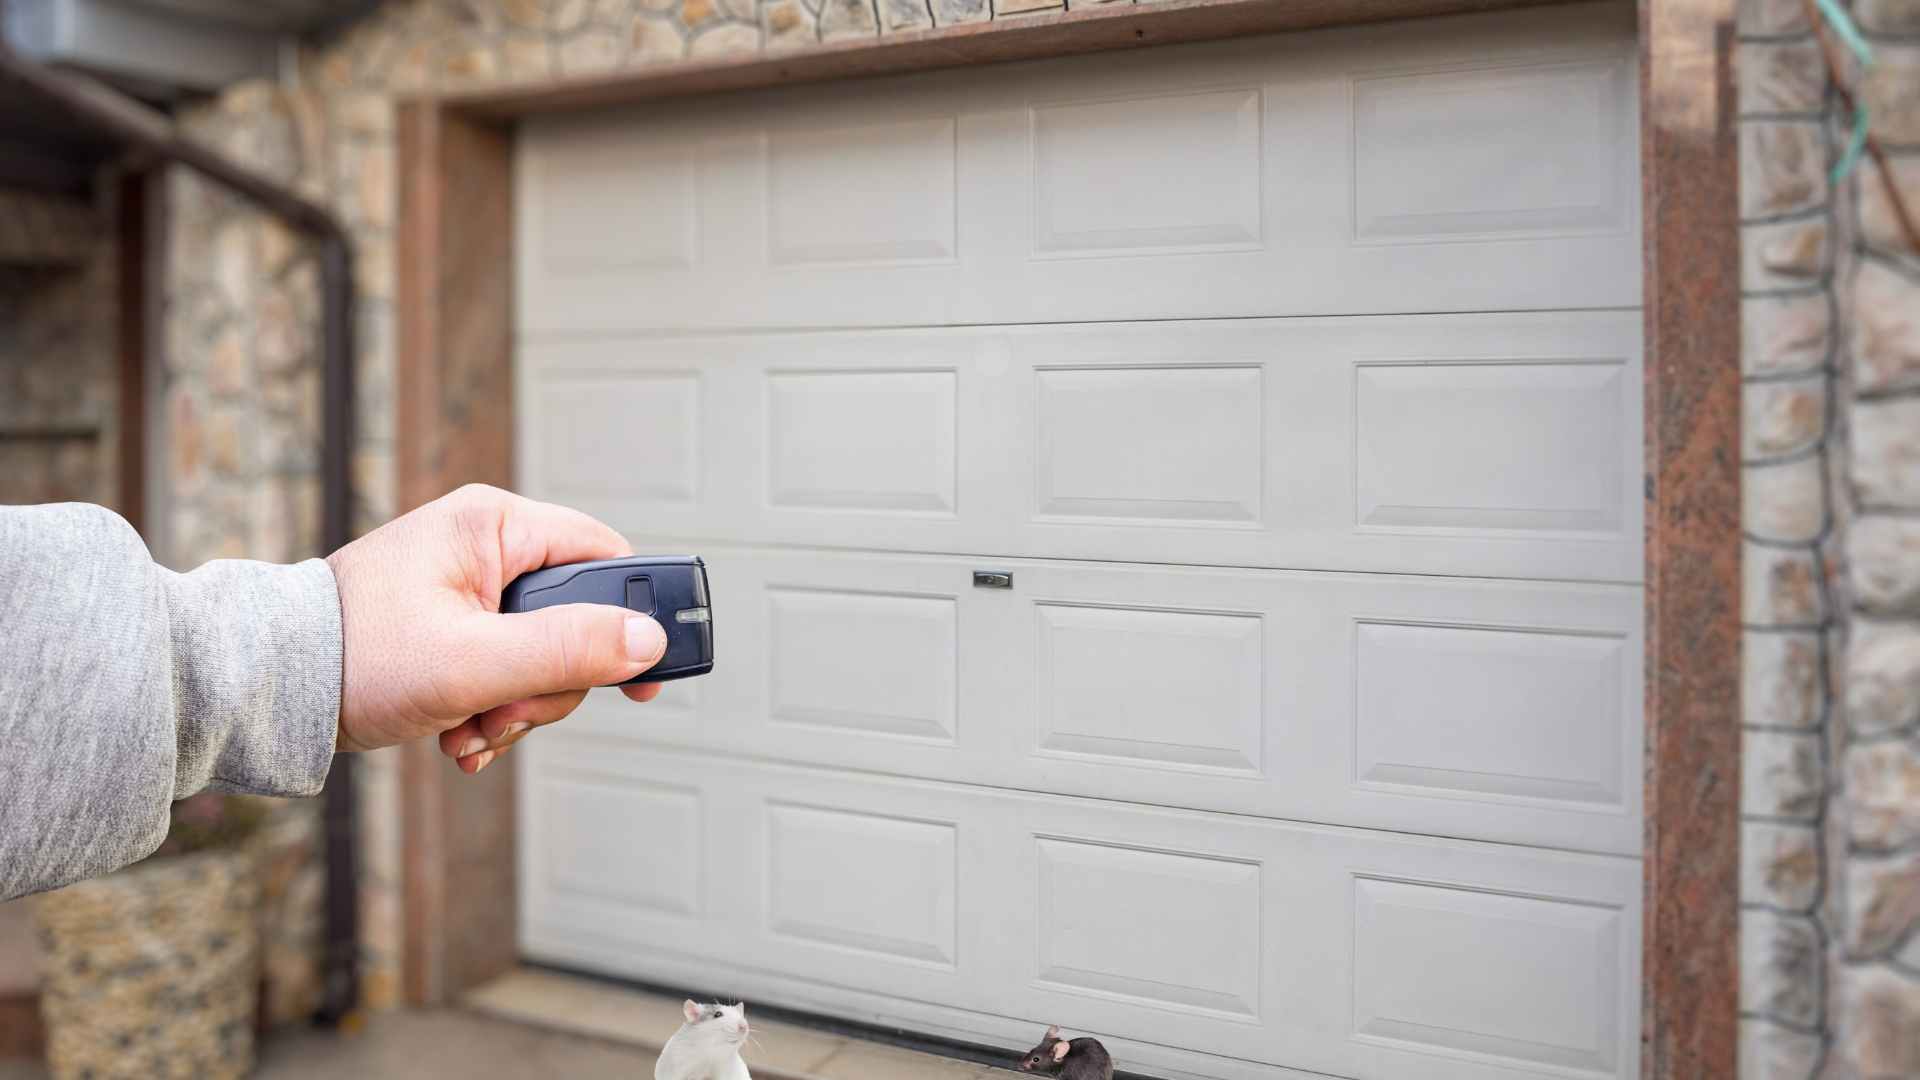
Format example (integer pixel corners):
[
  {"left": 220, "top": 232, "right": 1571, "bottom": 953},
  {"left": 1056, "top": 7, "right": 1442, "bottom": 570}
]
[{"left": 0, "top": 503, "right": 342, "bottom": 900}]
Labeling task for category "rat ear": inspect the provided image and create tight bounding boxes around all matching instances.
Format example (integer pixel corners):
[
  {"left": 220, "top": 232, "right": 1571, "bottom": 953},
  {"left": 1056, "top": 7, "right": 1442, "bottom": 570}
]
[
  {"left": 1045, "top": 1025, "right": 1059, "bottom": 1039},
  {"left": 1052, "top": 1041, "right": 1071, "bottom": 1063},
  {"left": 683, "top": 1000, "right": 703, "bottom": 1023}
]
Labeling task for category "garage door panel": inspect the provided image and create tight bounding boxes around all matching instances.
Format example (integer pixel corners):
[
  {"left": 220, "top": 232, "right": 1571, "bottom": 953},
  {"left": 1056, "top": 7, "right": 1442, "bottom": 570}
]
[
  {"left": 582, "top": 545, "right": 1640, "bottom": 854},
  {"left": 519, "top": 764, "right": 711, "bottom": 950},
  {"left": 1349, "top": 58, "right": 1633, "bottom": 245},
  {"left": 1034, "top": 601, "right": 1265, "bottom": 777},
  {"left": 1029, "top": 88, "right": 1265, "bottom": 259},
  {"left": 766, "top": 585, "right": 959, "bottom": 744},
  {"left": 765, "top": 801, "right": 959, "bottom": 969},
  {"left": 520, "top": 310, "right": 1642, "bottom": 582},
  {"left": 1351, "top": 876, "right": 1623, "bottom": 1076},
  {"left": 1033, "top": 836, "right": 1264, "bottom": 1020},
  {"left": 520, "top": 743, "right": 1639, "bottom": 1079},
  {"left": 766, "top": 368, "right": 959, "bottom": 515},
  {"left": 1033, "top": 364, "right": 1266, "bottom": 526},
  {"left": 1354, "top": 620, "right": 1630, "bottom": 808},
  {"left": 517, "top": 3, "right": 1638, "bottom": 335}
]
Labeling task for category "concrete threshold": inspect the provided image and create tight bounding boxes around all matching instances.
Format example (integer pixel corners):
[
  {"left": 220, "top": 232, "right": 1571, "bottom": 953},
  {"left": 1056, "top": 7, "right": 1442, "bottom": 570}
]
[{"left": 463, "top": 968, "right": 1014, "bottom": 1080}]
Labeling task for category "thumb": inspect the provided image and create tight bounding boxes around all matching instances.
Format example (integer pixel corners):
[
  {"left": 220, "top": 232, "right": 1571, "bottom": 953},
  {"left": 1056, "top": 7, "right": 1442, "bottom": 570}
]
[{"left": 462, "top": 603, "right": 668, "bottom": 708}]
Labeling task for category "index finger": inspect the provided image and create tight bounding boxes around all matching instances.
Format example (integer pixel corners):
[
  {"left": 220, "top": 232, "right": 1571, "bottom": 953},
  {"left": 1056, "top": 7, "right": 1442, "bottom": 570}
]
[{"left": 493, "top": 491, "right": 633, "bottom": 582}]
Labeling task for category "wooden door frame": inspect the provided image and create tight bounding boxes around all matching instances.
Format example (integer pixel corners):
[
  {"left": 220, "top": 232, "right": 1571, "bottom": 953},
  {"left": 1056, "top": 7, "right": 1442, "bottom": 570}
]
[{"left": 395, "top": 1, "right": 1741, "bottom": 1074}]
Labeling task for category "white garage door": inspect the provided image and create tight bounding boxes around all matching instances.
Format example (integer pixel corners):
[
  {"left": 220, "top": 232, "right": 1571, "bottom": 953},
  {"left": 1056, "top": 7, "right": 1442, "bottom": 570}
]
[{"left": 514, "top": 5, "right": 1644, "bottom": 1078}]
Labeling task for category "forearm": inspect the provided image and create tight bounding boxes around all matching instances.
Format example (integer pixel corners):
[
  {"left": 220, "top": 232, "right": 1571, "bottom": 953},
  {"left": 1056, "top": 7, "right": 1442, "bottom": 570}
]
[{"left": 0, "top": 503, "right": 342, "bottom": 900}]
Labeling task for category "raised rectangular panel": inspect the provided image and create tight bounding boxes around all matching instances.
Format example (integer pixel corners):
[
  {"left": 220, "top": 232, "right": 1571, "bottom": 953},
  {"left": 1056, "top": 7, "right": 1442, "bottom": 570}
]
[
  {"left": 1352, "top": 59, "right": 1629, "bottom": 242},
  {"left": 767, "top": 118, "right": 956, "bottom": 266},
  {"left": 1036, "top": 603, "right": 1262, "bottom": 775},
  {"left": 766, "top": 803, "right": 956, "bottom": 966},
  {"left": 767, "top": 370, "right": 957, "bottom": 514},
  {"left": 1355, "top": 360, "right": 1626, "bottom": 535},
  {"left": 537, "top": 134, "right": 696, "bottom": 270},
  {"left": 1032, "top": 89, "right": 1263, "bottom": 256},
  {"left": 536, "top": 374, "right": 699, "bottom": 502},
  {"left": 1355, "top": 621, "right": 1628, "bottom": 808},
  {"left": 542, "top": 774, "right": 701, "bottom": 915},
  {"left": 1036, "top": 366, "right": 1262, "bottom": 524},
  {"left": 1035, "top": 838, "right": 1261, "bottom": 1018},
  {"left": 1353, "top": 876, "right": 1622, "bottom": 1075},
  {"left": 768, "top": 587, "right": 957, "bottom": 742}
]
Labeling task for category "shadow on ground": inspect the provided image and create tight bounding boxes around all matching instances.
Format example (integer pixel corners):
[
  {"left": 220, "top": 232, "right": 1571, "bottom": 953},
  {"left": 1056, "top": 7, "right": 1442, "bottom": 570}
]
[{"left": 0, "top": 1009, "right": 654, "bottom": 1079}]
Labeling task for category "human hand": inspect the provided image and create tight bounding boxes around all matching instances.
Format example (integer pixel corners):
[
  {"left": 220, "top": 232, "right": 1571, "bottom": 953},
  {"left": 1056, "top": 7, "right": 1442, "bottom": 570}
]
[{"left": 325, "top": 484, "right": 665, "bottom": 773}]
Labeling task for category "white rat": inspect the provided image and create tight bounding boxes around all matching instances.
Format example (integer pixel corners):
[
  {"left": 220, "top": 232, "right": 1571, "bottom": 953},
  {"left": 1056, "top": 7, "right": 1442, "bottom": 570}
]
[{"left": 654, "top": 999, "right": 752, "bottom": 1080}]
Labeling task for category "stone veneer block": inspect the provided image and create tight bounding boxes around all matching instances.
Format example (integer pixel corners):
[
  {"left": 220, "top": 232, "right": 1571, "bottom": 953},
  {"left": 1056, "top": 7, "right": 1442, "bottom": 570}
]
[
  {"left": 1738, "top": 0, "right": 1813, "bottom": 34},
  {"left": 1844, "top": 856, "right": 1920, "bottom": 959},
  {"left": 1742, "top": 376, "right": 1827, "bottom": 460},
  {"left": 1742, "top": 728, "right": 1825, "bottom": 821},
  {"left": 1742, "top": 821, "right": 1823, "bottom": 912},
  {"left": 878, "top": 0, "right": 933, "bottom": 31},
  {"left": 1742, "top": 292, "right": 1832, "bottom": 377},
  {"left": 1853, "top": 258, "right": 1920, "bottom": 393},
  {"left": 1743, "top": 543, "right": 1828, "bottom": 626},
  {"left": 1857, "top": 0, "right": 1920, "bottom": 31},
  {"left": 1858, "top": 155, "right": 1920, "bottom": 255},
  {"left": 1849, "top": 517, "right": 1920, "bottom": 616},
  {"left": 1739, "top": 121, "right": 1828, "bottom": 219},
  {"left": 1743, "top": 455, "right": 1827, "bottom": 543},
  {"left": 1845, "top": 739, "right": 1920, "bottom": 850},
  {"left": 1739, "top": 1018, "right": 1823, "bottom": 1080},
  {"left": 1846, "top": 619, "right": 1920, "bottom": 736},
  {"left": 1854, "top": 397, "right": 1920, "bottom": 509},
  {"left": 1838, "top": 963, "right": 1920, "bottom": 1076},
  {"left": 1738, "top": 39, "right": 1826, "bottom": 117},
  {"left": 1744, "top": 630, "right": 1823, "bottom": 730},
  {"left": 1862, "top": 44, "right": 1920, "bottom": 146},
  {"left": 1742, "top": 216, "right": 1831, "bottom": 290},
  {"left": 931, "top": 0, "right": 989, "bottom": 20},
  {"left": 818, "top": 0, "right": 880, "bottom": 37},
  {"left": 1739, "top": 910, "right": 1824, "bottom": 1027}
]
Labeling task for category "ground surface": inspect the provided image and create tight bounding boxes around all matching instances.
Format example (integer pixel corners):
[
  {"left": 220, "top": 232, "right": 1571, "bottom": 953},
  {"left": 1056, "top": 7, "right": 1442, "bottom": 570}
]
[{"left": 0, "top": 969, "right": 1015, "bottom": 1079}]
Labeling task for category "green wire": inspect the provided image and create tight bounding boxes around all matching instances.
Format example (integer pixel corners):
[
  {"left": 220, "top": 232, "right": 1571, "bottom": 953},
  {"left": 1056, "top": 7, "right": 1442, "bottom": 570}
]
[{"left": 1812, "top": 0, "right": 1874, "bottom": 183}]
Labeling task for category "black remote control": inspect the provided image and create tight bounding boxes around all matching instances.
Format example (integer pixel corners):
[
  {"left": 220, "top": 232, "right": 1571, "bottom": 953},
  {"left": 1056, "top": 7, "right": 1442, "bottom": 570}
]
[{"left": 500, "top": 555, "right": 713, "bottom": 683}]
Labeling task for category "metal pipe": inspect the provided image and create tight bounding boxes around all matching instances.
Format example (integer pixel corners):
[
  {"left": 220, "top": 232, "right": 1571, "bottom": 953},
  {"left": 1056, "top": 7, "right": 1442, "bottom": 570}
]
[{"left": 0, "top": 42, "right": 360, "bottom": 1025}]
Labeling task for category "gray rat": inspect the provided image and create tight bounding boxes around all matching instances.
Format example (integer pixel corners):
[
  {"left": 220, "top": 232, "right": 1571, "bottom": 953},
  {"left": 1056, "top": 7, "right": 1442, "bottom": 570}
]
[{"left": 1016, "top": 1025, "right": 1113, "bottom": 1080}]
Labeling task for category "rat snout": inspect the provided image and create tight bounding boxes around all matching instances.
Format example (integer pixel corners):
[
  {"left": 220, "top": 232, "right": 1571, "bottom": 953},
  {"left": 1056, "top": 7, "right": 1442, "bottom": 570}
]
[{"left": 734, "top": 1018, "right": 749, "bottom": 1040}]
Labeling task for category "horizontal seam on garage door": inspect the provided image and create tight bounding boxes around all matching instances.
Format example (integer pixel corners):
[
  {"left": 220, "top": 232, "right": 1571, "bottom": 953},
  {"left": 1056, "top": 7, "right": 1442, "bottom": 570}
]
[
  {"left": 591, "top": 537, "right": 1648, "bottom": 589},
  {"left": 546, "top": 734, "right": 1646, "bottom": 863},
  {"left": 513, "top": 305, "right": 1648, "bottom": 343}
]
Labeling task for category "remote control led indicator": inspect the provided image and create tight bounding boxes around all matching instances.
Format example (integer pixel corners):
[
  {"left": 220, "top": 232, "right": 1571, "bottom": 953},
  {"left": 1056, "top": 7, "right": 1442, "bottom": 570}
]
[{"left": 675, "top": 607, "right": 710, "bottom": 624}]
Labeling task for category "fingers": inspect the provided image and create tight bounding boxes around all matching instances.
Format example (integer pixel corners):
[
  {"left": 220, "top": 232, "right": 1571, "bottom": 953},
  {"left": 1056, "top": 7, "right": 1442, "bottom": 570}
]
[
  {"left": 457, "top": 604, "right": 667, "bottom": 711},
  {"left": 442, "top": 681, "right": 662, "bottom": 773},
  {"left": 437, "top": 689, "right": 587, "bottom": 758},
  {"left": 457, "top": 741, "right": 514, "bottom": 774},
  {"left": 454, "top": 485, "right": 634, "bottom": 583}
]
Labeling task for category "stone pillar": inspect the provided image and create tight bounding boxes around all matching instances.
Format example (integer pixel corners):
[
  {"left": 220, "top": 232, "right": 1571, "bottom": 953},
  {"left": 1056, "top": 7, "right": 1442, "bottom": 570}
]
[
  {"left": 1833, "top": 0, "right": 1920, "bottom": 1074},
  {"left": 1736, "top": 2, "right": 1839, "bottom": 1074},
  {"left": 1738, "top": 0, "right": 1920, "bottom": 1075}
]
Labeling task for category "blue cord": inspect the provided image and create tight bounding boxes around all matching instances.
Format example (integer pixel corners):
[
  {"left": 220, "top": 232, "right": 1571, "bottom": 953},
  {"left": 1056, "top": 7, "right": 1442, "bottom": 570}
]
[{"left": 1811, "top": 0, "right": 1874, "bottom": 183}]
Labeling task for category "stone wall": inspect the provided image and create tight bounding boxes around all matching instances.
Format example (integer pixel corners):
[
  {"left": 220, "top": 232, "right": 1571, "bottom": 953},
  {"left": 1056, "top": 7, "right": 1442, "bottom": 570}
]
[
  {"left": 1736, "top": 0, "right": 1920, "bottom": 1076},
  {"left": 0, "top": 186, "right": 118, "bottom": 511}
]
